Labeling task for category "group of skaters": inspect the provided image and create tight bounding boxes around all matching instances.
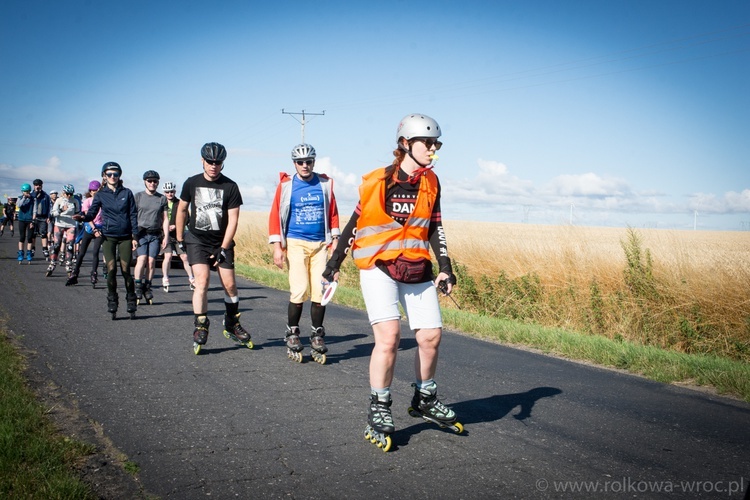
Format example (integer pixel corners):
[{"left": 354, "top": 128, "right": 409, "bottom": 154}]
[
  {"left": 7, "top": 172, "right": 194, "bottom": 308},
  {"left": 8, "top": 114, "right": 461, "bottom": 451}
]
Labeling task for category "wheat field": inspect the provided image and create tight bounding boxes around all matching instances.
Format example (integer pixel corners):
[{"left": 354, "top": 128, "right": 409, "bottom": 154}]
[{"left": 234, "top": 211, "right": 750, "bottom": 362}]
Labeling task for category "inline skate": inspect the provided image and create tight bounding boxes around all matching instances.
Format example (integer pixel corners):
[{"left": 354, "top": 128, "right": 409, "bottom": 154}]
[
  {"left": 90, "top": 271, "right": 98, "bottom": 289},
  {"left": 45, "top": 263, "right": 55, "bottom": 277},
  {"left": 135, "top": 279, "right": 143, "bottom": 304},
  {"left": 162, "top": 277, "right": 169, "bottom": 293},
  {"left": 285, "top": 325, "right": 303, "bottom": 362},
  {"left": 222, "top": 312, "right": 253, "bottom": 349},
  {"left": 26, "top": 250, "right": 32, "bottom": 264},
  {"left": 17, "top": 250, "right": 23, "bottom": 263},
  {"left": 407, "top": 383, "right": 463, "bottom": 434},
  {"left": 143, "top": 280, "right": 154, "bottom": 305},
  {"left": 107, "top": 292, "right": 118, "bottom": 320},
  {"left": 125, "top": 292, "right": 137, "bottom": 320},
  {"left": 65, "top": 273, "right": 78, "bottom": 286},
  {"left": 43, "top": 248, "right": 49, "bottom": 261},
  {"left": 310, "top": 326, "right": 328, "bottom": 364},
  {"left": 364, "top": 393, "right": 394, "bottom": 452},
  {"left": 193, "top": 315, "right": 209, "bottom": 355}
]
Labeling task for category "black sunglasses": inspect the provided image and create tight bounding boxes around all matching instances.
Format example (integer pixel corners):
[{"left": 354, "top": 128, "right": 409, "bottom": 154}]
[
  {"left": 145, "top": 179, "right": 159, "bottom": 183},
  {"left": 412, "top": 138, "right": 442, "bottom": 150},
  {"left": 295, "top": 159, "right": 314, "bottom": 166},
  {"left": 105, "top": 172, "right": 121, "bottom": 178},
  {"left": 205, "top": 159, "right": 223, "bottom": 166}
]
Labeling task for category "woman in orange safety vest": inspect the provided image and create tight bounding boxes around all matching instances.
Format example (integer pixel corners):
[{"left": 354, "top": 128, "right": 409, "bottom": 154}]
[{"left": 323, "top": 114, "right": 461, "bottom": 451}]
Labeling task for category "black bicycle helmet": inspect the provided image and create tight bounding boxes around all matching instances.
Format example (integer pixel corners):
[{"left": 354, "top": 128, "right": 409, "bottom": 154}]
[
  {"left": 33, "top": 178, "right": 43, "bottom": 186},
  {"left": 101, "top": 161, "right": 122, "bottom": 175},
  {"left": 143, "top": 170, "right": 160, "bottom": 180},
  {"left": 201, "top": 142, "right": 227, "bottom": 163}
]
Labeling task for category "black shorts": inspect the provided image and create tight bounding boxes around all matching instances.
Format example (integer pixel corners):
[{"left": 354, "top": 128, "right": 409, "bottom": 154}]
[
  {"left": 184, "top": 233, "right": 235, "bottom": 270},
  {"left": 34, "top": 219, "right": 48, "bottom": 237}
]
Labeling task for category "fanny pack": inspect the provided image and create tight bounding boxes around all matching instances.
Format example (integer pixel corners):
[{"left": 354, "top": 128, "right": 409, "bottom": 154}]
[{"left": 385, "top": 256, "right": 430, "bottom": 283}]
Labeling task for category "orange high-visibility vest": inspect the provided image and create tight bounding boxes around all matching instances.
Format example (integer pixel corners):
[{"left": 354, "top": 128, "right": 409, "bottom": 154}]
[{"left": 352, "top": 167, "right": 438, "bottom": 270}]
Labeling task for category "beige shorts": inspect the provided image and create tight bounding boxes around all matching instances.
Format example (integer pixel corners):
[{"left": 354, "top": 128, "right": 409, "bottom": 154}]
[{"left": 286, "top": 238, "right": 329, "bottom": 304}]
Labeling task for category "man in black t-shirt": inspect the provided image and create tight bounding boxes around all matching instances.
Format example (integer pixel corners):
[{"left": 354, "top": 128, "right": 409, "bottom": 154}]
[{"left": 176, "top": 142, "right": 252, "bottom": 354}]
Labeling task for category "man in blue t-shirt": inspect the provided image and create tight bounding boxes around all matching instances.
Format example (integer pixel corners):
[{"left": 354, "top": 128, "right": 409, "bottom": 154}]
[{"left": 269, "top": 143, "right": 340, "bottom": 363}]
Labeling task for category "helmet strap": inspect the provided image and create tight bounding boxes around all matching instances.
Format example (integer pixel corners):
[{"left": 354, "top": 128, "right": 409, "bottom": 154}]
[{"left": 401, "top": 141, "right": 432, "bottom": 168}]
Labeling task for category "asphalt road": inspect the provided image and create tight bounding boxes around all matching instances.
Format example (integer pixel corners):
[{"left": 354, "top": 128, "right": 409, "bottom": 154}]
[{"left": 1, "top": 234, "right": 748, "bottom": 499}]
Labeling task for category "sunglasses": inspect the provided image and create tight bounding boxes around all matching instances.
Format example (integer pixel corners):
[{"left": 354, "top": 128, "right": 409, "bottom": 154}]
[
  {"left": 164, "top": 190, "right": 176, "bottom": 194},
  {"left": 105, "top": 172, "right": 120, "bottom": 178},
  {"left": 295, "top": 159, "right": 314, "bottom": 166},
  {"left": 205, "top": 159, "right": 223, "bottom": 166},
  {"left": 413, "top": 138, "right": 442, "bottom": 150},
  {"left": 145, "top": 179, "right": 159, "bottom": 184}
]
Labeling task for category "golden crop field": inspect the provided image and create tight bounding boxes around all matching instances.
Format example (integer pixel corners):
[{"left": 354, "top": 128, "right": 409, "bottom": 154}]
[{"left": 234, "top": 211, "right": 750, "bottom": 362}]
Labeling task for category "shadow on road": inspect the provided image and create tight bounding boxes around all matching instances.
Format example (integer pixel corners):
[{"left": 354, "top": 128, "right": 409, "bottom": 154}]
[
  {"left": 390, "top": 386, "right": 562, "bottom": 450},
  {"left": 451, "top": 386, "right": 563, "bottom": 424}
]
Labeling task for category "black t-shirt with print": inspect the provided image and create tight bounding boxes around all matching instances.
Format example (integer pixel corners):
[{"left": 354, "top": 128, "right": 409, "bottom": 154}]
[{"left": 179, "top": 173, "right": 243, "bottom": 247}]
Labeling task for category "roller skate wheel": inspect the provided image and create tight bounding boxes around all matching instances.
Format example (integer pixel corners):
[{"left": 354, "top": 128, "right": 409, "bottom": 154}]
[
  {"left": 111, "top": 312, "right": 116, "bottom": 320},
  {"left": 311, "top": 351, "right": 326, "bottom": 365},
  {"left": 245, "top": 340, "right": 254, "bottom": 349},
  {"left": 193, "top": 343, "right": 202, "bottom": 355},
  {"left": 147, "top": 298, "right": 153, "bottom": 305},
  {"left": 129, "top": 312, "right": 136, "bottom": 320},
  {"left": 453, "top": 422, "right": 464, "bottom": 434},
  {"left": 379, "top": 436, "right": 392, "bottom": 452},
  {"left": 287, "top": 349, "right": 303, "bottom": 363}
]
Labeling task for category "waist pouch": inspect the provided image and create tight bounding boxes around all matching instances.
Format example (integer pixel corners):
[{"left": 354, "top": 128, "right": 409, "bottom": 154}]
[{"left": 385, "top": 256, "right": 431, "bottom": 283}]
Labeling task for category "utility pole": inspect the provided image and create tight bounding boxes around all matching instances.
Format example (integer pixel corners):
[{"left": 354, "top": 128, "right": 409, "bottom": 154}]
[
  {"left": 282, "top": 109, "right": 325, "bottom": 143},
  {"left": 694, "top": 210, "right": 698, "bottom": 230}
]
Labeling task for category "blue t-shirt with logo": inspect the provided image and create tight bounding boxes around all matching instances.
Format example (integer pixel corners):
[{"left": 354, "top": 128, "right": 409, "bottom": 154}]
[{"left": 286, "top": 176, "right": 325, "bottom": 242}]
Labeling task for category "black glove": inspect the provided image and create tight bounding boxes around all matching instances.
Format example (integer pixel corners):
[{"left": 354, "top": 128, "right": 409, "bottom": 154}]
[
  {"left": 212, "top": 247, "right": 228, "bottom": 264},
  {"left": 438, "top": 273, "right": 457, "bottom": 295},
  {"left": 322, "top": 266, "right": 338, "bottom": 282}
]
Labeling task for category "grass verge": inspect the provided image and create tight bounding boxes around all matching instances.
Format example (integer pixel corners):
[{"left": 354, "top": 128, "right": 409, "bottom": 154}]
[
  {"left": 0, "top": 328, "right": 94, "bottom": 498},
  {"left": 237, "top": 263, "right": 750, "bottom": 403}
]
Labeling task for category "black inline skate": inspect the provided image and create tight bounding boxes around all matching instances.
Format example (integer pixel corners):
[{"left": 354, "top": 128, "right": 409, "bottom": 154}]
[
  {"left": 107, "top": 292, "right": 119, "bottom": 320},
  {"left": 65, "top": 273, "right": 78, "bottom": 286},
  {"left": 365, "top": 393, "right": 394, "bottom": 452},
  {"left": 407, "top": 383, "right": 463, "bottom": 434},
  {"left": 143, "top": 279, "right": 154, "bottom": 305},
  {"left": 135, "top": 279, "right": 143, "bottom": 304},
  {"left": 310, "top": 326, "right": 328, "bottom": 364},
  {"left": 125, "top": 292, "right": 137, "bottom": 320},
  {"left": 285, "top": 325, "right": 304, "bottom": 362},
  {"left": 193, "top": 315, "right": 209, "bottom": 355},
  {"left": 45, "top": 263, "right": 55, "bottom": 277},
  {"left": 223, "top": 312, "right": 253, "bottom": 349},
  {"left": 90, "top": 271, "right": 98, "bottom": 289}
]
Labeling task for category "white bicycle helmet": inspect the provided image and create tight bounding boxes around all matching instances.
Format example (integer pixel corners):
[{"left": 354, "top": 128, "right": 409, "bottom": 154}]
[
  {"left": 291, "top": 143, "right": 316, "bottom": 160},
  {"left": 162, "top": 181, "right": 177, "bottom": 191},
  {"left": 397, "top": 114, "right": 441, "bottom": 142}
]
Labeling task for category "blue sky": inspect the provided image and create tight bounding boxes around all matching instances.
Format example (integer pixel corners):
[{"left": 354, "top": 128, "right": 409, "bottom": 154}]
[{"left": 1, "top": 0, "right": 748, "bottom": 230}]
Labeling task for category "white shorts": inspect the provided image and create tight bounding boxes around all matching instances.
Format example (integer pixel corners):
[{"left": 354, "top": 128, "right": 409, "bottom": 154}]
[{"left": 359, "top": 267, "right": 442, "bottom": 330}]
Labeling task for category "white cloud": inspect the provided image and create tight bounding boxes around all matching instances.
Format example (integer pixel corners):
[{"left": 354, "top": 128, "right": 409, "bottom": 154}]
[
  {"left": 447, "top": 159, "right": 535, "bottom": 205},
  {"left": 546, "top": 172, "right": 631, "bottom": 198},
  {"left": 689, "top": 189, "right": 750, "bottom": 213}
]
